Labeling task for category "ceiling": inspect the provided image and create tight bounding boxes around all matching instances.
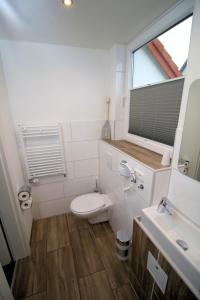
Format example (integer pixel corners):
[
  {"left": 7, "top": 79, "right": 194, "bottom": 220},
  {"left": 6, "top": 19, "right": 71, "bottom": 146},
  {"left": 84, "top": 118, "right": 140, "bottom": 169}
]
[{"left": 0, "top": 0, "right": 177, "bottom": 49}]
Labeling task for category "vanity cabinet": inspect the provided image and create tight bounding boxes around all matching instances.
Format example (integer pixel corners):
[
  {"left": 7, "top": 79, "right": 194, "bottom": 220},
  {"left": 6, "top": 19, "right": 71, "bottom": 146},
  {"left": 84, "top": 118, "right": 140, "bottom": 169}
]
[{"left": 130, "top": 219, "right": 198, "bottom": 300}]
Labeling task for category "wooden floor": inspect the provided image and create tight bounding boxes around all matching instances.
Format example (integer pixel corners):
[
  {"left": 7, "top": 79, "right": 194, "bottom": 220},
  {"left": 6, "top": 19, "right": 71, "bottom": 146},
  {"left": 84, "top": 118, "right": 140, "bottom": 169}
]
[{"left": 13, "top": 214, "right": 137, "bottom": 300}]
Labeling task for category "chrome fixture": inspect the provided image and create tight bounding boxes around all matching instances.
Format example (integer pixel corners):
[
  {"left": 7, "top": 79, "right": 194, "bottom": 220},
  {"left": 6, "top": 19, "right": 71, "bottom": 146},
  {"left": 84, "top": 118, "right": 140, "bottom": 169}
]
[
  {"left": 157, "top": 197, "right": 173, "bottom": 215},
  {"left": 138, "top": 184, "right": 144, "bottom": 190},
  {"left": 176, "top": 239, "right": 189, "bottom": 251},
  {"left": 120, "top": 160, "right": 136, "bottom": 183}
]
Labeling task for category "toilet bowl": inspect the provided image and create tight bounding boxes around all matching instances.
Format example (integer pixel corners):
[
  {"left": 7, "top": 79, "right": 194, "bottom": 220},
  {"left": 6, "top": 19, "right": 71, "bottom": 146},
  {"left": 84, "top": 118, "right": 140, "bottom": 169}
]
[{"left": 70, "top": 193, "right": 112, "bottom": 224}]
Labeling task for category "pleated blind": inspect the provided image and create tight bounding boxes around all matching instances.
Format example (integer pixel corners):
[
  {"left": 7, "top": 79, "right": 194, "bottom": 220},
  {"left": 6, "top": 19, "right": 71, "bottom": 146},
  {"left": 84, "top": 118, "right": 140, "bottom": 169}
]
[{"left": 129, "top": 78, "right": 184, "bottom": 146}]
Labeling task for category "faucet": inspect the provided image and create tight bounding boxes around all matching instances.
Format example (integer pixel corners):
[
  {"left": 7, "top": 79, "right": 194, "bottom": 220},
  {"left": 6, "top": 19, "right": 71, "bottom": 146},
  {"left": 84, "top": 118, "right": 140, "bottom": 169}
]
[{"left": 157, "top": 197, "right": 173, "bottom": 215}]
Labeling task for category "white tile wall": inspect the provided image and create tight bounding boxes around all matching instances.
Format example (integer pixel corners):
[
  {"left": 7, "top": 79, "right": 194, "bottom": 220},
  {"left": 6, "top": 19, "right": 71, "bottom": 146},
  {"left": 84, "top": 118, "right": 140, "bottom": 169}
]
[
  {"left": 64, "top": 176, "right": 97, "bottom": 197},
  {"left": 38, "top": 198, "right": 67, "bottom": 218},
  {"left": 65, "top": 140, "right": 98, "bottom": 161},
  {"left": 61, "top": 121, "right": 71, "bottom": 142},
  {"left": 32, "top": 181, "right": 65, "bottom": 203},
  {"left": 71, "top": 120, "right": 103, "bottom": 141},
  {"left": 31, "top": 120, "right": 102, "bottom": 219},
  {"left": 74, "top": 159, "right": 98, "bottom": 178},
  {"left": 66, "top": 162, "right": 74, "bottom": 179},
  {"left": 31, "top": 203, "right": 40, "bottom": 219}
]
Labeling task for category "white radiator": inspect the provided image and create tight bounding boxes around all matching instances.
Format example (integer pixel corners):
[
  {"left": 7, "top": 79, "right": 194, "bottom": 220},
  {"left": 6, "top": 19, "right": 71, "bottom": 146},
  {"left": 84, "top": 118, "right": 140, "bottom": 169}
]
[{"left": 17, "top": 124, "right": 66, "bottom": 180}]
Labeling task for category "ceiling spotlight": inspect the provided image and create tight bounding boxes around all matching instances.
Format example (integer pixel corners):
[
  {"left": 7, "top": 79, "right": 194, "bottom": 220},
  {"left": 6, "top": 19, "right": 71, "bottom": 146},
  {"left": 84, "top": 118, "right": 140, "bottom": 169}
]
[{"left": 63, "top": 0, "right": 73, "bottom": 7}]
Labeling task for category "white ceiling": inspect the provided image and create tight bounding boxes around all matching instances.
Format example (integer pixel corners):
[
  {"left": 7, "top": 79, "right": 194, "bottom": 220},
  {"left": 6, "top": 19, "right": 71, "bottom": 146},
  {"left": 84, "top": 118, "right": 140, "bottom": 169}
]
[{"left": 0, "top": 0, "right": 177, "bottom": 49}]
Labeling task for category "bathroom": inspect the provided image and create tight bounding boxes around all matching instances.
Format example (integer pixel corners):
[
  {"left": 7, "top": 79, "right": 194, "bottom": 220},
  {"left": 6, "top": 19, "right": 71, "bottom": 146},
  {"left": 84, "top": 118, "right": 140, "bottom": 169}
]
[{"left": 0, "top": 0, "right": 200, "bottom": 299}]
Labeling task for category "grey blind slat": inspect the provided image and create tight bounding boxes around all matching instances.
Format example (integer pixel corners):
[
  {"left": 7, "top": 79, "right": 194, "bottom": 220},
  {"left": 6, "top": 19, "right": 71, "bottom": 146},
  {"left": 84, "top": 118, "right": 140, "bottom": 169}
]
[{"left": 129, "top": 78, "right": 184, "bottom": 146}]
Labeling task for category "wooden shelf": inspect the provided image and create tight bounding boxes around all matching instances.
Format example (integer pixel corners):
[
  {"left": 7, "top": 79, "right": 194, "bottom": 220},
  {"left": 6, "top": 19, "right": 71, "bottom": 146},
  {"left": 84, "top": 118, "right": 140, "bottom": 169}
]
[{"left": 103, "top": 139, "right": 171, "bottom": 170}]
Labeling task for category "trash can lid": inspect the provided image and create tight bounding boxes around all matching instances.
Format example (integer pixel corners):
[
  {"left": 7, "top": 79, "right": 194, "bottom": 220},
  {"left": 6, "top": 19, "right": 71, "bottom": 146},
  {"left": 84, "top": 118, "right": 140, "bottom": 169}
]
[{"left": 116, "top": 230, "right": 131, "bottom": 242}]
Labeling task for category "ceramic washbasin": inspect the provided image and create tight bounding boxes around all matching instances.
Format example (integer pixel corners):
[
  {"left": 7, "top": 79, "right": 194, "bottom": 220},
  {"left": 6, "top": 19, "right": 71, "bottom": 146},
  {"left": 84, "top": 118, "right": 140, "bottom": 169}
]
[{"left": 141, "top": 206, "right": 200, "bottom": 299}]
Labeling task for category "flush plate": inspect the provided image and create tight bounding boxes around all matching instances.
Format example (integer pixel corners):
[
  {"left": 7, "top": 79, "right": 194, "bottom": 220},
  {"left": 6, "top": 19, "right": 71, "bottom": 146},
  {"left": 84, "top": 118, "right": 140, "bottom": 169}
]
[{"left": 147, "top": 251, "right": 168, "bottom": 294}]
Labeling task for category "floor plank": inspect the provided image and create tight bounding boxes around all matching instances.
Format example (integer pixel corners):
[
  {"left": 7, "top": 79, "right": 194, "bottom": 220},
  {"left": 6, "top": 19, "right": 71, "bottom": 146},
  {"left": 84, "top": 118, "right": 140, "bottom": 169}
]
[
  {"left": 46, "top": 246, "right": 80, "bottom": 300},
  {"left": 113, "top": 284, "right": 138, "bottom": 300},
  {"left": 47, "top": 215, "right": 69, "bottom": 252},
  {"left": 92, "top": 222, "right": 113, "bottom": 238},
  {"left": 13, "top": 241, "right": 47, "bottom": 299},
  {"left": 101, "top": 254, "right": 130, "bottom": 289},
  {"left": 67, "top": 213, "right": 89, "bottom": 232},
  {"left": 56, "top": 214, "right": 70, "bottom": 248},
  {"left": 14, "top": 214, "right": 133, "bottom": 300},
  {"left": 31, "top": 219, "right": 47, "bottom": 243},
  {"left": 95, "top": 233, "right": 116, "bottom": 257},
  {"left": 79, "top": 270, "right": 114, "bottom": 300},
  {"left": 21, "top": 292, "right": 47, "bottom": 300},
  {"left": 70, "top": 228, "right": 104, "bottom": 278}
]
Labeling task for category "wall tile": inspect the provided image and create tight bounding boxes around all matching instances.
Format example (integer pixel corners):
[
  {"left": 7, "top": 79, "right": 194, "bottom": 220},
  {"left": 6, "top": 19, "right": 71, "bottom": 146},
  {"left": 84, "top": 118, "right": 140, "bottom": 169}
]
[
  {"left": 66, "top": 162, "right": 74, "bottom": 179},
  {"left": 65, "top": 140, "right": 98, "bottom": 161},
  {"left": 64, "top": 176, "right": 97, "bottom": 197},
  {"left": 32, "top": 181, "right": 64, "bottom": 203},
  {"left": 71, "top": 120, "right": 103, "bottom": 141},
  {"left": 61, "top": 121, "right": 71, "bottom": 142},
  {"left": 65, "top": 196, "right": 75, "bottom": 212},
  {"left": 74, "top": 158, "right": 99, "bottom": 178},
  {"left": 31, "top": 203, "right": 40, "bottom": 220},
  {"left": 114, "top": 119, "right": 124, "bottom": 140},
  {"left": 38, "top": 198, "right": 67, "bottom": 218}
]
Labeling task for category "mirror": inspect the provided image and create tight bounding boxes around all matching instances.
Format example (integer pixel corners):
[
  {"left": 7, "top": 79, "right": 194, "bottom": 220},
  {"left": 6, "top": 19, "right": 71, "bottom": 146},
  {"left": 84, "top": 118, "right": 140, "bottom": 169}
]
[{"left": 178, "top": 79, "right": 200, "bottom": 181}]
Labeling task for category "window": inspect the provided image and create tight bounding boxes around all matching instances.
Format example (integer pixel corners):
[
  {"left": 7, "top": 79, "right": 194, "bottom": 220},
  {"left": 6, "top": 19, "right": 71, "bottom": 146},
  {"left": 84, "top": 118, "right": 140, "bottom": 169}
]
[
  {"left": 132, "top": 16, "right": 192, "bottom": 89},
  {"left": 129, "top": 78, "right": 184, "bottom": 146},
  {"left": 128, "top": 16, "right": 192, "bottom": 147}
]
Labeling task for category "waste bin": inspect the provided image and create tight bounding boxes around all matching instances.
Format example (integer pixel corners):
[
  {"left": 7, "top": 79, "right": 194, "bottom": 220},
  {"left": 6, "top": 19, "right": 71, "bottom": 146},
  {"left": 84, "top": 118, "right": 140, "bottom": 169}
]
[{"left": 116, "top": 230, "right": 131, "bottom": 261}]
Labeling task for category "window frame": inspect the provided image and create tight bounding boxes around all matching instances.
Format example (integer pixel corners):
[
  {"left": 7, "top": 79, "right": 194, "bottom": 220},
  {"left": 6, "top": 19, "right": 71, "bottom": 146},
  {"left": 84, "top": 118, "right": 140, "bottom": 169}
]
[{"left": 124, "top": 1, "right": 194, "bottom": 157}]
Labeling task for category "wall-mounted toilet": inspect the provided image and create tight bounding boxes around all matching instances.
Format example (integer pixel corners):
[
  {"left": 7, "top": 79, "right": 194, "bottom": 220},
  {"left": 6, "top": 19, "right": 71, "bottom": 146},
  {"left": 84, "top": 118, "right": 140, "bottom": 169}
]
[{"left": 70, "top": 193, "right": 112, "bottom": 224}]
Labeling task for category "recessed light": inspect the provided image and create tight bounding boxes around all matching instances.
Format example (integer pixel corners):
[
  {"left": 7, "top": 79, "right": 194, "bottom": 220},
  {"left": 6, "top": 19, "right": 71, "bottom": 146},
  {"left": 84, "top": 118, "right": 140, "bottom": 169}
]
[{"left": 63, "top": 0, "right": 74, "bottom": 7}]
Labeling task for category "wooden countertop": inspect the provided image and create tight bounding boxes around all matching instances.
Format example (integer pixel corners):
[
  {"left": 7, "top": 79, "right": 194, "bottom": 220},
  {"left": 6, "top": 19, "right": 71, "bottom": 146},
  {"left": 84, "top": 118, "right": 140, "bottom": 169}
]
[{"left": 102, "top": 139, "right": 170, "bottom": 170}]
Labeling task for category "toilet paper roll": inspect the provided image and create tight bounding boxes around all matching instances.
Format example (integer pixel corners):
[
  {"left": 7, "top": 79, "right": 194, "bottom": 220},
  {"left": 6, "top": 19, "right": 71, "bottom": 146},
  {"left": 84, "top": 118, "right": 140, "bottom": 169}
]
[
  {"left": 20, "top": 198, "right": 32, "bottom": 210},
  {"left": 18, "top": 185, "right": 31, "bottom": 201}
]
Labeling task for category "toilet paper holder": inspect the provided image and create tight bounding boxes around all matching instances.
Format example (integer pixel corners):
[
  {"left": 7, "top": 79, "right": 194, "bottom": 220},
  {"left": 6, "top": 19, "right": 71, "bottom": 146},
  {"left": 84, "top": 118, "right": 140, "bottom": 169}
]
[{"left": 18, "top": 185, "right": 32, "bottom": 210}]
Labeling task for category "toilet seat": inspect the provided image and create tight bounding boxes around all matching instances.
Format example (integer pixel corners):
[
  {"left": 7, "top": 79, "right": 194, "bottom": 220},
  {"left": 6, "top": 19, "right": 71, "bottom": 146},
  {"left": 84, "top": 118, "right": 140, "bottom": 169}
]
[
  {"left": 71, "top": 193, "right": 108, "bottom": 214},
  {"left": 70, "top": 193, "right": 112, "bottom": 223}
]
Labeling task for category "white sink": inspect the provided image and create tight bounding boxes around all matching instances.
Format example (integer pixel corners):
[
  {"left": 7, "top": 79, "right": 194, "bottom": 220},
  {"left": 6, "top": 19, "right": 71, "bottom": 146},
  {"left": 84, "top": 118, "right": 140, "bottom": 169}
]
[{"left": 141, "top": 206, "right": 200, "bottom": 299}]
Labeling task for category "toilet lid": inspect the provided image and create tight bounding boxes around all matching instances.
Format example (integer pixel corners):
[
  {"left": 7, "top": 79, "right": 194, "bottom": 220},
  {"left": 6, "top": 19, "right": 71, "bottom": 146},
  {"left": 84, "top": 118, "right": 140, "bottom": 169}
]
[{"left": 71, "top": 193, "right": 106, "bottom": 214}]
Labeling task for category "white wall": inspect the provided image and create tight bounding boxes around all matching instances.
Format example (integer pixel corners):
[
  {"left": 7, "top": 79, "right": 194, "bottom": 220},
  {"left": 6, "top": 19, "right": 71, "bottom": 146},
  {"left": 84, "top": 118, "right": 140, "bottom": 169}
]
[
  {"left": 0, "top": 41, "right": 110, "bottom": 122},
  {"left": 0, "top": 53, "right": 30, "bottom": 258},
  {"left": 109, "top": 44, "right": 126, "bottom": 139},
  {"left": 179, "top": 80, "right": 200, "bottom": 178},
  {"left": 0, "top": 41, "right": 110, "bottom": 219},
  {"left": 168, "top": 0, "right": 200, "bottom": 227}
]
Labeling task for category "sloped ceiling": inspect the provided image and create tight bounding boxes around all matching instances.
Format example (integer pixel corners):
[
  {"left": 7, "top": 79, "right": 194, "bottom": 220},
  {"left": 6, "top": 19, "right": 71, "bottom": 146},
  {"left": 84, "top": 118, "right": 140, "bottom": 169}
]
[{"left": 0, "top": 0, "right": 177, "bottom": 49}]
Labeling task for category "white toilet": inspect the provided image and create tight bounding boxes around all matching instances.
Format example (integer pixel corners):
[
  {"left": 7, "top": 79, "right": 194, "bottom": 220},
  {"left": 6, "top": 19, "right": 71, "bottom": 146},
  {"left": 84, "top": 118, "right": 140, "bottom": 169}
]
[{"left": 70, "top": 193, "right": 112, "bottom": 224}]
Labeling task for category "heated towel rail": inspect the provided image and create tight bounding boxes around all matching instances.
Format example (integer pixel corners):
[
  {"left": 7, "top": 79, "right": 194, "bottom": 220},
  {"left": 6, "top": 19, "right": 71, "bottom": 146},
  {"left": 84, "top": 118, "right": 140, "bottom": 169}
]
[{"left": 17, "top": 124, "right": 66, "bottom": 181}]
